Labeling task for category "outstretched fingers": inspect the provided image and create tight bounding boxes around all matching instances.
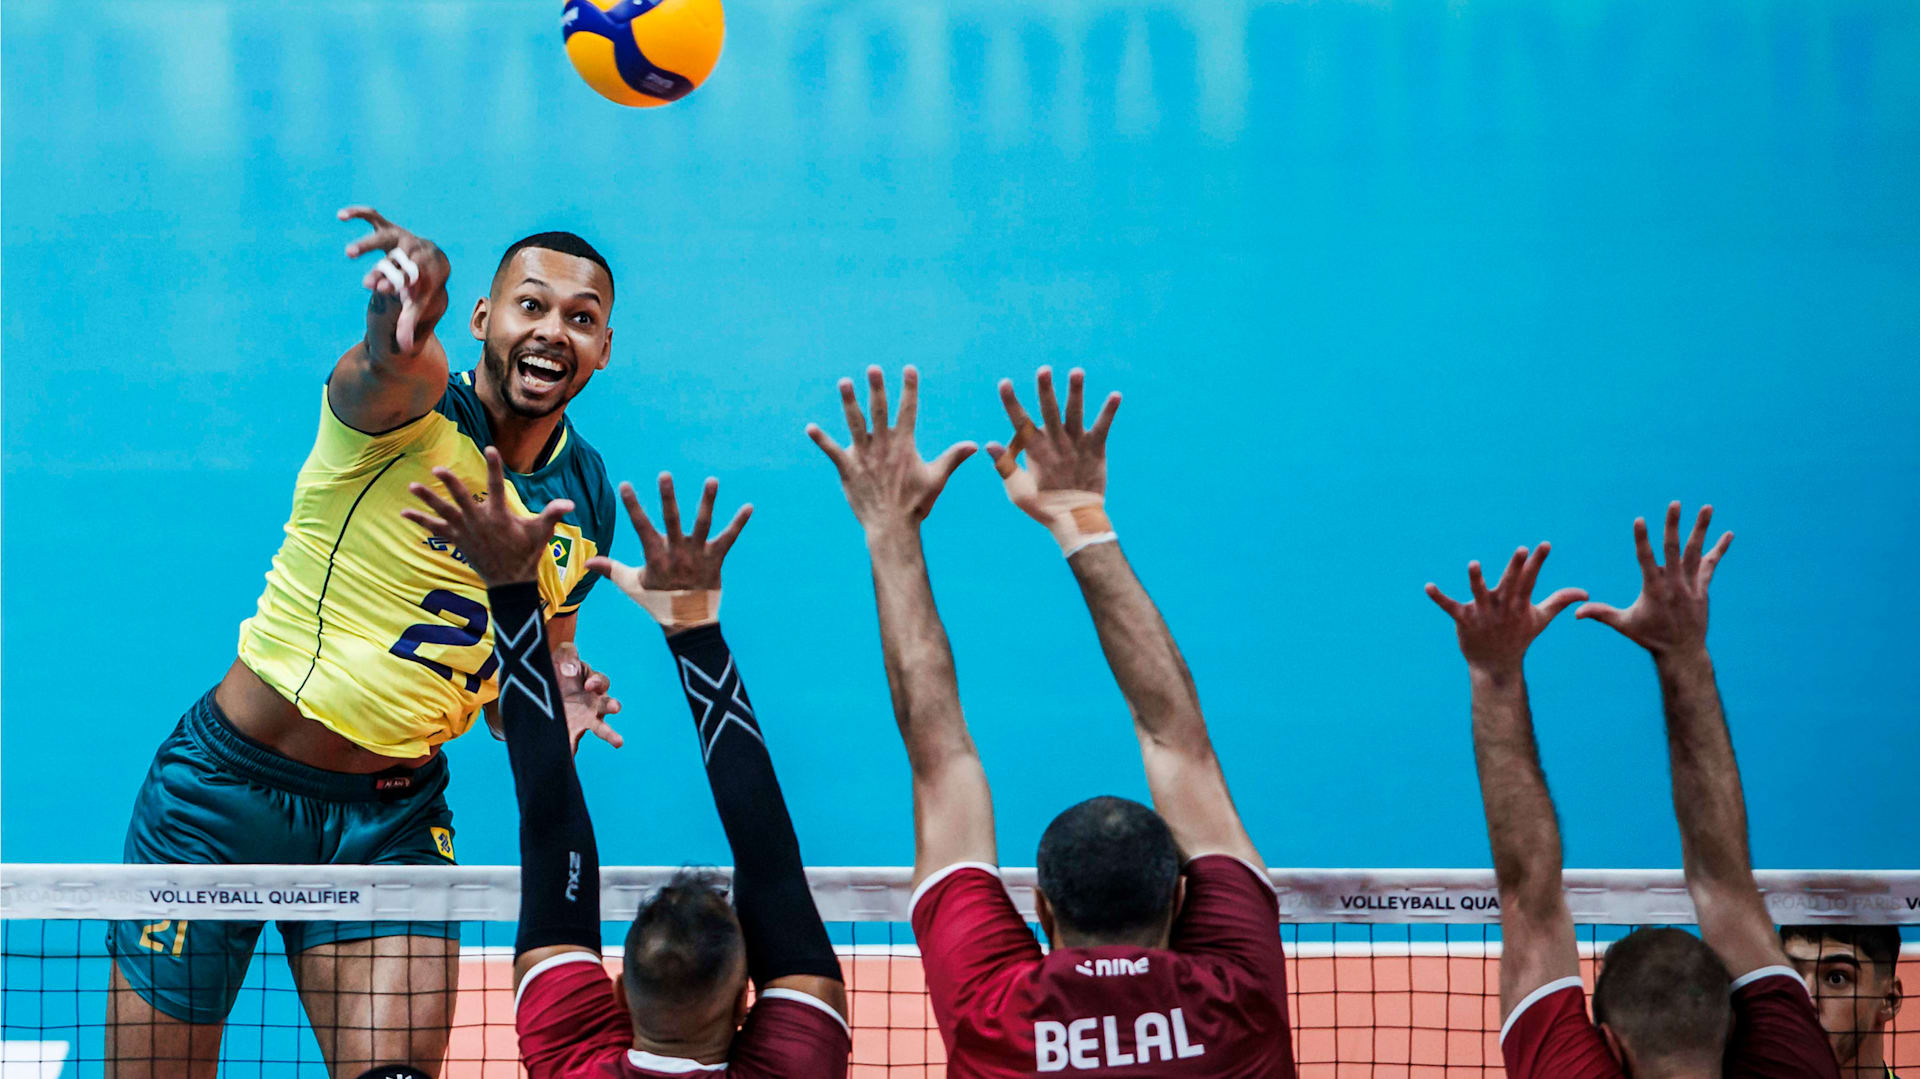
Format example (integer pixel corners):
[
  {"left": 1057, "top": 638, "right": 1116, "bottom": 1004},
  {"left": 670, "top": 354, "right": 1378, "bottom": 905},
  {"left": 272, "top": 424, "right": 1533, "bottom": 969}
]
[
  {"left": 481, "top": 447, "right": 511, "bottom": 506},
  {"left": 1537, "top": 587, "right": 1590, "bottom": 621},
  {"left": 1632, "top": 516, "right": 1658, "bottom": 579},
  {"left": 534, "top": 498, "right": 576, "bottom": 534},
  {"left": 1575, "top": 601, "right": 1626, "bottom": 628},
  {"left": 896, "top": 366, "right": 920, "bottom": 435},
  {"left": 998, "top": 379, "right": 1037, "bottom": 443},
  {"left": 1036, "top": 367, "right": 1063, "bottom": 429},
  {"left": 617, "top": 481, "right": 663, "bottom": 549},
  {"left": 431, "top": 465, "right": 476, "bottom": 513},
  {"left": 405, "top": 481, "right": 461, "bottom": 530},
  {"left": 1467, "top": 560, "right": 1490, "bottom": 603},
  {"left": 806, "top": 424, "right": 851, "bottom": 474},
  {"left": 1700, "top": 531, "right": 1734, "bottom": 581},
  {"left": 1492, "top": 546, "right": 1529, "bottom": 596},
  {"left": 586, "top": 555, "right": 642, "bottom": 588},
  {"left": 1088, "top": 391, "right": 1122, "bottom": 442},
  {"left": 1681, "top": 504, "right": 1713, "bottom": 571},
  {"left": 838, "top": 378, "right": 868, "bottom": 447},
  {"left": 1662, "top": 501, "right": 1683, "bottom": 569},
  {"left": 1063, "top": 368, "right": 1086, "bottom": 434},
  {"left": 1425, "top": 582, "right": 1465, "bottom": 619},
  {"left": 931, "top": 440, "right": 979, "bottom": 484},
  {"left": 711, "top": 503, "right": 754, "bottom": 556},
  {"left": 691, "top": 477, "right": 719, "bottom": 543},
  {"left": 657, "top": 472, "right": 683, "bottom": 538},
  {"left": 867, "top": 366, "right": 891, "bottom": 434}
]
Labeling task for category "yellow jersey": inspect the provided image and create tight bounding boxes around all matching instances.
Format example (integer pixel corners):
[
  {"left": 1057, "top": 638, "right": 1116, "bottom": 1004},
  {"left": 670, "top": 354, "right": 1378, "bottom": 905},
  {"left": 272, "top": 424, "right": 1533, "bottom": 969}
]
[{"left": 237, "top": 372, "right": 615, "bottom": 757}]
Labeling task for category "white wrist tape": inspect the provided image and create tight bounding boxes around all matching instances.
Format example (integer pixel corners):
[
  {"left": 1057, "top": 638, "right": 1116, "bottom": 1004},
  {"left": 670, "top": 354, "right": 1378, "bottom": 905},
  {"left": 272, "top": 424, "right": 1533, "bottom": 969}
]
[
  {"left": 1035, "top": 491, "right": 1116, "bottom": 556},
  {"left": 633, "top": 588, "right": 721, "bottom": 628}
]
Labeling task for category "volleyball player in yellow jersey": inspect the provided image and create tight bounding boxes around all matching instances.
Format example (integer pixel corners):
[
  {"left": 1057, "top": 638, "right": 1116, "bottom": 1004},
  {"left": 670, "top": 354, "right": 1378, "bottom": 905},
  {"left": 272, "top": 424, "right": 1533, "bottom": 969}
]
[{"left": 105, "top": 207, "right": 624, "bottom": 1079}]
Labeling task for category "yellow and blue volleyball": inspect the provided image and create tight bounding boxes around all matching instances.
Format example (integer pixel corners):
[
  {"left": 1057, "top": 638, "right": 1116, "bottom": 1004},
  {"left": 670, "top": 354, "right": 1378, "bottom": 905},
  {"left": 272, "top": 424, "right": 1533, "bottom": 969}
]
[{"left": 561, "top": 0, "right": 724, "bottom": 107}]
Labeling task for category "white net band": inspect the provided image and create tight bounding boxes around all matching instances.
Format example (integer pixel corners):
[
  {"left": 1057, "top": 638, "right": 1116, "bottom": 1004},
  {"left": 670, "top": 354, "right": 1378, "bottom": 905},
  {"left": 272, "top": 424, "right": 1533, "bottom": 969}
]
[{"left": 5, "top": 864, "right": 1916, "bottom": 925}]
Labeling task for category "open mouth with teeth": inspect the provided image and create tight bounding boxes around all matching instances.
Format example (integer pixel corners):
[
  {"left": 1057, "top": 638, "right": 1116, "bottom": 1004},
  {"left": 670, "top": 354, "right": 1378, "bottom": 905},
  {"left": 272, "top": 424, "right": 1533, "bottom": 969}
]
[{"left": 514, "top": 352, "right": 571, "bottom": 396}]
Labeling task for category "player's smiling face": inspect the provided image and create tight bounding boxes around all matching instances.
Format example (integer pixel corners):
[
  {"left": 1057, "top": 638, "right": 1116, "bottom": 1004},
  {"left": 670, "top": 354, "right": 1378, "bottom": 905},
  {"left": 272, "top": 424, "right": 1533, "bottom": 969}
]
[{"left": 472, "top": 247, "right": 613, "bottom": 419}]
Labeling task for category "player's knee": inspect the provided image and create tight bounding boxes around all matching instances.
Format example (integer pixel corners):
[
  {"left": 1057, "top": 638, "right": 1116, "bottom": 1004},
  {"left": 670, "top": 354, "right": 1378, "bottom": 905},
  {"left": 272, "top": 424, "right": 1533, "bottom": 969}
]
[{"left": 352, "top": 1067, "right": 433, "bottom": 1079}]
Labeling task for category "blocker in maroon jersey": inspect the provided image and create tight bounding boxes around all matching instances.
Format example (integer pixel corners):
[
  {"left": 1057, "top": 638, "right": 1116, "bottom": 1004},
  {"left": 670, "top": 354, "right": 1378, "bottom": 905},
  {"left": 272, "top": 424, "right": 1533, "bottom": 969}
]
[
  {"left": 912, "top": 856, "right": 1294, "bottom": 1078},
  {"left": 516, "top": 954, "right": 851, "bottom": 1079}
]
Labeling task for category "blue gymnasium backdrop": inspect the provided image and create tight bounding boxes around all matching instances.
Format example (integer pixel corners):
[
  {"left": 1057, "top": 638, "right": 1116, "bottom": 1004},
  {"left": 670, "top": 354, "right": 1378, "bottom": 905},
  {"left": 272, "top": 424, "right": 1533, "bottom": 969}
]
[{"left": 2, "top": 0, "right": 1916, "bottom": 874}]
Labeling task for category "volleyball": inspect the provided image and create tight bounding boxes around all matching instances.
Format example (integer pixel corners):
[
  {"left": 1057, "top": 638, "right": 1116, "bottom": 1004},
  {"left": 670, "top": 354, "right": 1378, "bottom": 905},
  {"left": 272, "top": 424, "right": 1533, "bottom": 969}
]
[{"left": 561, "top": 0, "right": 724, "bottom": 107}]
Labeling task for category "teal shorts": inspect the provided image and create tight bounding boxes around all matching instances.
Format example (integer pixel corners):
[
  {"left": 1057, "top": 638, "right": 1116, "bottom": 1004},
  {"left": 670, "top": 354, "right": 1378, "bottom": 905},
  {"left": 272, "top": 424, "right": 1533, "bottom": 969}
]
[{"left": 109, "top": 687, "right": 459, "bottom": 1025}]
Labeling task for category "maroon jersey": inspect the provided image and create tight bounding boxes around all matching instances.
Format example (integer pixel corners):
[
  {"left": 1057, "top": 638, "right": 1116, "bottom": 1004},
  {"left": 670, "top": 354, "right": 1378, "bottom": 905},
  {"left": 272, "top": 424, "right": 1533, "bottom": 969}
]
[
  {"left": 1498, "top": 979, "right": 1625, "bottom": 1079},
  {"left": 1723, "top": 966, "right": 1840, "bottom": 1079},
  {"left": 1500, "top": 965, "right": 1838, "bottom": 1079},
  {"left": 515, "top": 952, "right": 851, "bottom": 1079},
  {"left": 910, "top": 854, "right": 1295, "bottom": 1078}
]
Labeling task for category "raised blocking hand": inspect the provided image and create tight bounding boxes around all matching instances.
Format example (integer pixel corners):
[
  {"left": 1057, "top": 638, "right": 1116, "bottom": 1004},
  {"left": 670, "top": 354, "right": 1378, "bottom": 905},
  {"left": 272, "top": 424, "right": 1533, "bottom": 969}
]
[
  {"left": 807, "top": 366, "right": 977, "bottom": 534},
  {"left": 984, "top": 367, "right": 1121, "bottom": 518},
  {"left": 403, "top": 446, "right": 574, "bottom": 587},
  {"left": 403, "top": 447, "right": 623, "bottom": 751},
  {"left": 586, "top": 473, "right": 752, "bottom": 624},
  {"left": 1426, "top": 544, "right": 1588, "bottom": 674},
  {"left": 340, "top": 205, "right": 450, "bottom": 355},
  {"left": 1577, "top": 502, "right": 1731, "bottom": 657}
]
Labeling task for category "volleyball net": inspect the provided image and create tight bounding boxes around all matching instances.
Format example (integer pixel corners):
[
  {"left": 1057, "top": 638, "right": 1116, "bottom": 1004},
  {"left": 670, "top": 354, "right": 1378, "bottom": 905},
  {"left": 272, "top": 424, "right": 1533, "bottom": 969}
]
[{"left": 3, "top": 865, "right": 1914, "bottom": 1077}]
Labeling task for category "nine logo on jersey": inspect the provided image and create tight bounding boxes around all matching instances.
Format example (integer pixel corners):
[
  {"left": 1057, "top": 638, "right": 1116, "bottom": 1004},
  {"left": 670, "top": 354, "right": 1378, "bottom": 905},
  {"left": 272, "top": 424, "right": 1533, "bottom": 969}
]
[
  {"left": 1035, "top": 1009, "right": 1206, "bottom": 1071},
  {"left": 1075, "top": 956, "right": 1150, "bottom": 977}
]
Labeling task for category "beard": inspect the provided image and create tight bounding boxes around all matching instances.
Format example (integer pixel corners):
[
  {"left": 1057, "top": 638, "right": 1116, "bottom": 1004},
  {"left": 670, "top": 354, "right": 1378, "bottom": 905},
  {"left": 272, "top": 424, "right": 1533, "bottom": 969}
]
[{"left": 482, "top": 337, "right": 575, "bottom": 419}]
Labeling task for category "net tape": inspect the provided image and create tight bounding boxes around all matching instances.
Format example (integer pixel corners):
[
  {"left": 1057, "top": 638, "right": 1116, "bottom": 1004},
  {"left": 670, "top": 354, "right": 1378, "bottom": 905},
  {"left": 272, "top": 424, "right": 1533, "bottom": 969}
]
[{"left": 5, "top": 865, "right": 1917, "bottom": 925}]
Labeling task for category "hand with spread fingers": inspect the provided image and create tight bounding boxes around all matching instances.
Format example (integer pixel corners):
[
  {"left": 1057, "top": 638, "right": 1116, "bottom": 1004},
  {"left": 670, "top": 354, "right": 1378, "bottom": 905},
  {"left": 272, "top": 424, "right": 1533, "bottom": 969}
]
[
  {"left": 1426, "top": 544, "right": 1589, "bottom": 674},
  {"left": 586, "top": 473, "right": 752, "bottom": 633},
  {"left": 402, "top": 446, "right": 623, "bottom": 751},
  {"left": 1577, "top": 502, "right": 1732, "bottom": 658},
  {"left": 339, "top": 204, "right": 451, "bottom": 356},
  {"left": 807, "top": 365, "right": 977, "bottom": 535},
  {"left": 402, "top": 446, "right": 575, "bottom": 587},
  {"left": 984, "top": 367, "right": 1122, "bottom": 556}
]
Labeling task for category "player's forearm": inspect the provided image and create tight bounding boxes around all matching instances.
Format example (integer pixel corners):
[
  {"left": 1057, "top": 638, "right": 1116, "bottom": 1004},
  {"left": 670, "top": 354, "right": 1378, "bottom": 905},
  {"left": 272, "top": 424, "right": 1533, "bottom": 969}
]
[
  {"left": 1066, "top": 542, "right": 1207, "bottom": 753},
  {"left": 866, "top": 525, "right": 978, "bottom": 774},
  {"left": 1469, "top": 667, "right": 1567, "bottom": 913},
  {"left": 490, "top": 582, "right": 602, "bottom": 954},
  {"left": 666, "top": 623, "right": 838, "bottom": 987},
  {"left": 1656, "top": 646, "right": 1763, "bottom": 895}
]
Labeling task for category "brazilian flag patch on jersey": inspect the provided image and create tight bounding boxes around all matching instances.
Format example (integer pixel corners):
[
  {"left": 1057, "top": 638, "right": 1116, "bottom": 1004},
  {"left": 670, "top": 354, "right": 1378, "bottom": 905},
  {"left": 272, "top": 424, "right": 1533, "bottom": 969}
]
[{"left": 551, "top": 534, "right": 573, "bottom": 570}]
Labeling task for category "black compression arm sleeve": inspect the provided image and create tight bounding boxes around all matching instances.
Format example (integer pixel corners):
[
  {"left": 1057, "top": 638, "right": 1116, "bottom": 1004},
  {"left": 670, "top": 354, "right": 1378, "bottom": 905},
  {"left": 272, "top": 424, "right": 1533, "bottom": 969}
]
[
  {"left": 491, "top": 582, "right": 602, "bottom": 955},
  {"left": 667, "top": 623, "right": 840, "bottom": 987}
]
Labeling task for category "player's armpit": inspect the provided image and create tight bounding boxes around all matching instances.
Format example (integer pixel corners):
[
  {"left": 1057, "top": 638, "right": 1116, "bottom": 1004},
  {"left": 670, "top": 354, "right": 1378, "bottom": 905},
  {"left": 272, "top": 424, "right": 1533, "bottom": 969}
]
[
  {"left": 1136, "top": 742, "right": 1264, "bottom": 872},
  {"left": 909, "top": 753, "right": 997, "bottom": 890},
  {"left": 762, "top": 975, "right": 850, "bottom": 1023},
  {"left": 328, "top": 336, "right": 449, "bottom": 435}
]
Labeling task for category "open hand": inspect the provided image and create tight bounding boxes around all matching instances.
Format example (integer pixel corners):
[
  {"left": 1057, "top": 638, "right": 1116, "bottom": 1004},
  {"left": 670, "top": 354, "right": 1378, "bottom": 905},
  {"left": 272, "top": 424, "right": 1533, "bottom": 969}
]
[
  {"left": 587, "top": 473, "right": 752, "bottom": 599},
  {"left": 807, "top": 366, "right": 976, "bottom": 534},
  {"left": 554, "top": 641, "right": 624, "bottom": 752},
  {"left": 1426, "top": 544, "right": 1588, "bottom": 674},
  {"left": 1577, "top": 502, "right": 1731, "bottom": 657},
  {"left": 985, "top": 366, "right": 1121, "bottom": 517},
  {"left": 340, "top": 205, "right": 450, "bottom": 354},
  {"left": 402, "top": 446, "right": 575, "bottom": 587}
]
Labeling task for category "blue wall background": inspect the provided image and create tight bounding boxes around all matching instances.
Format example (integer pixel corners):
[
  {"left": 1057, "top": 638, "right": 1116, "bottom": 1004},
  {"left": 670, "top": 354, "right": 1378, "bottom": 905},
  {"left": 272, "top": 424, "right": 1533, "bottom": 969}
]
[{"left": 4, "top": 0, "right": 1916, "bottom": 874}]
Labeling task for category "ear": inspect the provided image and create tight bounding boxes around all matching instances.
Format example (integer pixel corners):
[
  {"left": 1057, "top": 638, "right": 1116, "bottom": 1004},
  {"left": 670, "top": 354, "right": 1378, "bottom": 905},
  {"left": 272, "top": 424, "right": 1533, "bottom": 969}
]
[
  {"left": 470, "top": 296, "right": 489, "bottom": 341},
  {"left": 1034, "top": 890, "right": 1057, "bottom": 949},
  {"left": 734, "top": 980, "right": 751, "bottom": 1026},
  {"left": 597, "top": 325, "right": 612, "bottom": 371},
  {"left": 1885, "top": 974, "right": 1904, "bottom": 1022},
  {"left": 1172, "top": 875, "right": 1189, "bottom": 921},
  {"left": 1597, "top": 1023, "right": 1627, "bottom": 1069},
  {"left": 613, "top": 969, "right": 630, "bottom": 1014}
]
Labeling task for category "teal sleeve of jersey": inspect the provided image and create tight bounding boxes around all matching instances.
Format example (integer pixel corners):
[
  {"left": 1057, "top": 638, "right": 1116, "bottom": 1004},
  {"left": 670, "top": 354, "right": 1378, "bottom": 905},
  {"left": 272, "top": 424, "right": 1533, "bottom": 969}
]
[{"left": 562, "top": 469, "right": 618, "bottom": 611}]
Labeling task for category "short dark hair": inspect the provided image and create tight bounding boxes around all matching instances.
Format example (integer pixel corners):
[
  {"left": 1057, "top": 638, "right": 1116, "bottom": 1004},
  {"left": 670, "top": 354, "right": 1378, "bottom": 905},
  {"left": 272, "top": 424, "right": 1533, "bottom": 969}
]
[
  {"left": 494, "top": 231, "right": 614, "bottom": 302},
  {"left": 1036, "top": 796, "right": 1181, "bottom": 942},
  {"left": 1591, "top": 928, "right": 1732, "bottom": 1065},
  {"left": 1780, "top": 924, "right": 1904, "bottom": 976},
  {"left": 622, "top": 870, "right": 745, "bottom": 1018}
]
